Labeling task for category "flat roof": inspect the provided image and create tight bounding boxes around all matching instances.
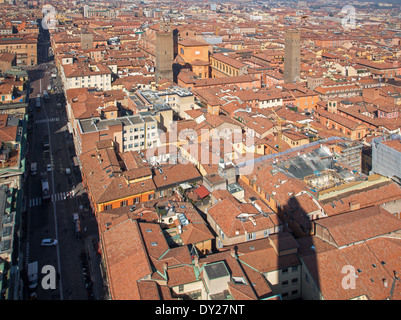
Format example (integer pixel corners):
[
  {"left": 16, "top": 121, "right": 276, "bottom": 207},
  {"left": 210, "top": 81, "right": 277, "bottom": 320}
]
[
  {"left": 204, "top": 261, "right": 230, "bottom": 280},
  {"left": 79, "top": 115, "right": 147, "bottom": 133}
]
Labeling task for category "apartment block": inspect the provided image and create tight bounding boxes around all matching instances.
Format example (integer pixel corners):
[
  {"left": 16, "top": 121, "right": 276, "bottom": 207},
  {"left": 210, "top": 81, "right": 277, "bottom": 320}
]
[
  {"left": 77, "top": 114, "right": 159, "bottom": 155},
  {"left": 0, "top": 35, "right": 37, "bottom": 66},
  {"left": 61, "top": 62, "right": 112, "bottom": 91}
]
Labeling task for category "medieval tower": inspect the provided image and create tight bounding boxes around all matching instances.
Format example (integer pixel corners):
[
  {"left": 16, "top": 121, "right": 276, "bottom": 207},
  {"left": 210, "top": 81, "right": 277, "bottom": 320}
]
[
  {"left": 284, "top": 29, "right": 301, "bottom": 83},
  {"left": 155, "top": 19, "right": 174, "bottom": 83}
]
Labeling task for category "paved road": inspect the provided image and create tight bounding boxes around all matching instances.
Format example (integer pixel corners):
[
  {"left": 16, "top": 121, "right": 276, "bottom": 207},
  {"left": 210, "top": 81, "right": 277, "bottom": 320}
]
[{"left": 21, "top": 24, "right": 105, "bottom": 300}]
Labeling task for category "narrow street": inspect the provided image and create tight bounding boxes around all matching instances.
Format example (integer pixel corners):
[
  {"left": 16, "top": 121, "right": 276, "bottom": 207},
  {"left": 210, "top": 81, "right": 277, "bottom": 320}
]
[{"left": 21, "top": 22, "right": 105, "bottom": 300}]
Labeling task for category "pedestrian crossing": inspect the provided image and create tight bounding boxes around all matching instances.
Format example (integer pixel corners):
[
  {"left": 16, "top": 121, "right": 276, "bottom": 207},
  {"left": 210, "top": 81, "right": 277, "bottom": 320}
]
[
  {"left": 29, "top": 197, "right": 41, "bottom": 207},
  {"left": 29, "top": 191, "right": 71, "bottom": 208},
  {"left": 52, "top": 191, "right": 70, "bottom": 202},
  {"left": 35, "top": 117, "right": 59, "bottom": 124}
]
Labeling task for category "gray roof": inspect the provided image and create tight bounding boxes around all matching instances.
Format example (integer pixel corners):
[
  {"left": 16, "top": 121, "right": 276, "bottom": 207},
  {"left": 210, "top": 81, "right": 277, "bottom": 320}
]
[
  {"left": 204, "top": 261, "right": 230, "bottom": 280},
  {"left": 79, "top": 115, "right": 150, "bottom": 134}
]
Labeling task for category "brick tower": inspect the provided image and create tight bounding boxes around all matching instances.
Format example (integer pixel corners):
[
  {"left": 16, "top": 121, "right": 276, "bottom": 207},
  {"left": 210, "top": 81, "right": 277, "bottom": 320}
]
[
  {"left": 155, "top": 19, "right": 174, "bottom": 83},
  {"left": 284, "top": 29, "right": 300, "bottom": 83}
]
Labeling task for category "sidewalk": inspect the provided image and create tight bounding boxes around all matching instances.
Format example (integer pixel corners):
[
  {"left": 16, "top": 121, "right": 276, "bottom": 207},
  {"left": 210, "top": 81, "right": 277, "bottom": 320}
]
[{"left": 84, "top": 234, "right": 104, "bottom": 300}]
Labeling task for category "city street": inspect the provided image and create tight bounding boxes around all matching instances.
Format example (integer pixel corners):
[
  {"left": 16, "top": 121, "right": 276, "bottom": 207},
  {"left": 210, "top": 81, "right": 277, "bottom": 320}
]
[{"left": 21, "top": 25, "right": 104, "bottom": 300}]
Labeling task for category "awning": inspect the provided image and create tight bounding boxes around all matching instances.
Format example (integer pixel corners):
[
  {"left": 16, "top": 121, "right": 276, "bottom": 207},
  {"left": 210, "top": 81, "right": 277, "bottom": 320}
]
[
  {"left": 179, "top": 182, "right": 192, "bottom": 190},
  {"left": 194, "top": 185, "right": 210, "bottom": 199}
]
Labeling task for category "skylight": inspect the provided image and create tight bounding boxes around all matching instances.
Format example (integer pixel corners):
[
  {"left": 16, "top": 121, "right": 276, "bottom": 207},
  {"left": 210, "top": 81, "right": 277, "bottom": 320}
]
[{"left": 232, "top": 276, "right": 246, "bottom": 285}]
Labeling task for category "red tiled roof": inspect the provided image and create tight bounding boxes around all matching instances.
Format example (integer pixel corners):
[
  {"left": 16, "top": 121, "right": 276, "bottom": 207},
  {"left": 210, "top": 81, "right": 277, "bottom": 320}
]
[{"left": 194, "top": 185, "right": 210, "bottom": 199}]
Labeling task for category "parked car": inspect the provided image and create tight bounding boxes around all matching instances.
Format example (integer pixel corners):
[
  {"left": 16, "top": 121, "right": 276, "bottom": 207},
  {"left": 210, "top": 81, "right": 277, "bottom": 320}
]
[
  {"left": 46, "top": 164, "right": 52, "bottom": 172},
  {"left": 41, "top": 238, "right": 58, "bottom": 246}
]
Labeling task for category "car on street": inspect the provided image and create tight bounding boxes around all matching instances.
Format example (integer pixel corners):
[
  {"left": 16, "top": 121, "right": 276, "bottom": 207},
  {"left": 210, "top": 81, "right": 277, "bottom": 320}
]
[
  {"left": 41, "top": 238, "right": 58, "bottom": 246},
  {"left": 46, "top": 164, "right": 52, "bottom": 171}
]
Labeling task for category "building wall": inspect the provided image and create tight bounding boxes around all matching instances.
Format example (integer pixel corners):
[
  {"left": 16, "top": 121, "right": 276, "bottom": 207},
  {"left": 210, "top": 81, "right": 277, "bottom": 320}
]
[
  {"left": 293, "top": 94, "right": 319, "bottom": 112},
  {"left": 99, "top": 190, "right": 155, "bottom": 212},
  {"left": 0, "top": 40, "right": 37, "bottom": 66},
  {"left": 317, "top": 114, "right": 367, "bottom": 140},
  {"left": 210, "top": 56, "right": 247, "bottom": 78},
  {"left": 264, "top": 265, "right": 301, "bottom": 300},
  {"left": 171, "top": 280, "right": 203, "bottom": 300},
  {"left": 65, "top": 73, "right": 112, "bottom": 91},
  {"left": 178, "top": 43, "right": 209, "bottom": 64},
  {"left": 300, "top": 257, "right": 322, "bottom": 300}
]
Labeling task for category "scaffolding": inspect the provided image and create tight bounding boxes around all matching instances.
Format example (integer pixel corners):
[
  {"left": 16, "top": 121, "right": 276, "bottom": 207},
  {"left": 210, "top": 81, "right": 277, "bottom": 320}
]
[{"left": 372, "top": 134, "right": 401, "bottom": 179}]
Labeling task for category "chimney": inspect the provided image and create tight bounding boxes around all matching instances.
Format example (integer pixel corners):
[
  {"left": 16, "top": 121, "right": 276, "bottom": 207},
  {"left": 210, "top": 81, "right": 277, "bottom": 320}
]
[
  {"left": 349, "top": 201, "right": 360, "bottom": 211},
  {"left": 194, "top": 255, "right": 199, "bottom": 268},
  {"left": 383, "top": 278, "right": 388, "bottom": 288},
  {"left": 230, "top": 247, "right": 236, "bottom": 258}
]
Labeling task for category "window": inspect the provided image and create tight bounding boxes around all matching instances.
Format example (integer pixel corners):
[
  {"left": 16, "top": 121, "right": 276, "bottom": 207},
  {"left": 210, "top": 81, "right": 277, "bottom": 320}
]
[
  {"left": 246, "top": 233, "right": 255, "bottom": 241},
  {"left": 292, "top": 278, "right": 298, "bottom": 285},
  {"left": 282, "top": 268, "right": 289, "bottom": 275},
  {"left": 104, "top": 204, "right": 112, "bottom": 210},
  {"left": 121, "top": 200, "right": 128, "bottom": 207},
  {"left": 282, "top": 280, "right": 288, "bottom": 287}
]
